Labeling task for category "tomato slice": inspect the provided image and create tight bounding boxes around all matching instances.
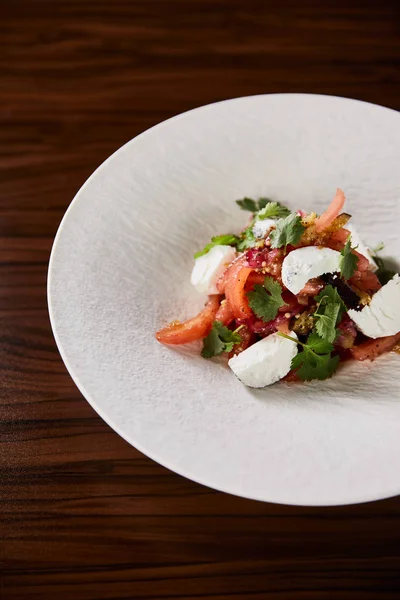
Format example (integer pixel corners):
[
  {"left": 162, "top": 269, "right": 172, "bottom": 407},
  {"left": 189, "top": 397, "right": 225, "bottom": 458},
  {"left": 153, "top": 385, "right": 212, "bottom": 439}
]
[
  {"left": 228, "top": 323, "right": 254, "bottom": 357},
  {"left": 225, "top": 265, "right": 253, "bottom": 319},
  {"left": 350, "top": 270, "right": 381, "bottom": 292},
  {"left": 214, "top": 300, "right": 235, "bottom": 326},
  {"left": 351, "top": 332, "right": 400, "bottom": 361},
  {"left": 217, "top": 254, "right": 248, "bottom": 294},
  {"left": 156, "top": 295, "right": 220, "bottom": 345},
  {"left": 314, "top": 188, "right": 346, "bottom": 232}
]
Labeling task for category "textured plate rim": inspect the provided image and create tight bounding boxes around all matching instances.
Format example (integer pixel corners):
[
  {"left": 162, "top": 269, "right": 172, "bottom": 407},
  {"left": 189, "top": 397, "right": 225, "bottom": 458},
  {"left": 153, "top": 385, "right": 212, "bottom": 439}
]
[{"left": 48, "top": 93, "right": 400, "bottom": 507}]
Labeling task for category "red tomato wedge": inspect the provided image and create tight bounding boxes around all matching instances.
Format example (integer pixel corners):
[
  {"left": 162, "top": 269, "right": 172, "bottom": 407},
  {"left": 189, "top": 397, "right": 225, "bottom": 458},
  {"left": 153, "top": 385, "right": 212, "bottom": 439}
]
[
  {"left": 245, "top": 272, "right": 266, "bottom": 288},
  {"left": 350, "top": 270, "right": 381, "bottom": 292},
  {"left": 228, "top": 323, "right": 254, "bottom": 358},
  {"left": 314, "top": 188, "right": 346, "bottom": 232},
  {"left": 351, "top": 332, "right": 400, "bottom": 361},
  {"left": 225, "top": 265, "right": 254, "bottom": 319},
  {"left": 214, "top": 300, "right": 235, "bottom": 326},
  {"left": 156, "top": 295, "right": 220, "bottom": 345},
  {"left": 217, "top": 254, "right": 248, "bottom": 294}
]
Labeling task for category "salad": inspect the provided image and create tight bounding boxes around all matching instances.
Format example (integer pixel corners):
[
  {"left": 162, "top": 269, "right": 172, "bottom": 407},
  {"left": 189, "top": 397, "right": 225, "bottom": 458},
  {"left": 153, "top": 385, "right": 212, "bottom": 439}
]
[{"left": 156, "top": 190, "right": 400, "bottom": 388}]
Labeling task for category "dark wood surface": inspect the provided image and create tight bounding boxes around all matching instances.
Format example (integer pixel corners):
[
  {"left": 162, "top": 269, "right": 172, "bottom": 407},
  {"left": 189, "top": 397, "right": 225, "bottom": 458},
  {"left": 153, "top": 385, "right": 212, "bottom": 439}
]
[{"left": 1, "top": 1, "right": 400, "bottom": 598}]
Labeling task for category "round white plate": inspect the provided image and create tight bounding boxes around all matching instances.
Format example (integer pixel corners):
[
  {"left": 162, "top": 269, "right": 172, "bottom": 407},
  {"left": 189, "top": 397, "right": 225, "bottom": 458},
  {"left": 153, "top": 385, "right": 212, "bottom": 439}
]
[{"left": 48, "top": 94, "right": 400, "bottom": 506}]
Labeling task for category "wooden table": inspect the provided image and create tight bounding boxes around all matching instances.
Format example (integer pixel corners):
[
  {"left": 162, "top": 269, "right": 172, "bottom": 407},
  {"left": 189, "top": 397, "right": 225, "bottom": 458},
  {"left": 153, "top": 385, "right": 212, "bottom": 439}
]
[{"left": 1, "top": 2, "right": 400, "bottom": 598}]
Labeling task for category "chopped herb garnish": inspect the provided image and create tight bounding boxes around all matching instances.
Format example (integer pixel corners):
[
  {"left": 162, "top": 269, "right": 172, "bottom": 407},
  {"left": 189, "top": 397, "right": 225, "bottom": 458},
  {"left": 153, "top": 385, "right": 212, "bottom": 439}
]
[
  {"left": 246, "top": 276, "right": 286, "bottom": 322},
  {"left": 237, "top": 226, "right": 256, "bottom": 251},
  {"left": 236, "top": 196, "right": 274, "bottom": 213},
  {"left": 340, "top": 236, "right": 359, "bottom": 280},
  {"left": 194, "top": 234, "right": 240, "bottom": 259},
  {"left": 269, "top": 213, "right": 305, "bottom": 251},
  {"left": 201, "top": 321, "right": 243, "bottom": 358},
  {"left": 278, "top": 331, "right": 340, "bottom": 381},
  {"left": 313, "top": 284, "right": 346, "bottom": 343},
  {"left": 256, "top": 201, "right": 291, "bottom": 221},
  {"left": 372, "top": 248, "right": 397, "bottom": 286}
]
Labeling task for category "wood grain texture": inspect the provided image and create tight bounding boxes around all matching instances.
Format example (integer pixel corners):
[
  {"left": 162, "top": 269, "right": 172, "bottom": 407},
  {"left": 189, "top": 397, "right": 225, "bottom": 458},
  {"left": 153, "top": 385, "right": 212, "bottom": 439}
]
[{"left": 1, "top": 1, "right": 400, "bottom": 598}]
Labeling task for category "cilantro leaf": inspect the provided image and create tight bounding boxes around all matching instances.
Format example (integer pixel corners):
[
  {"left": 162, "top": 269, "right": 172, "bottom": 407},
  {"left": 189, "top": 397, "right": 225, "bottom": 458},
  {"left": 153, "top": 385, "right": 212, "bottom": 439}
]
[
  {"left": 306, "top": 331, "right": 334, "bottom": 354},
  {"left": 246, "top": 276, "right": 285, "bottom": 322},
  {"left": 314, "top": 304, "right": 340, "bottom": 343},
  {"left": 236, "top": 197, "right": 259, "bottom": 212},
  {"left": 314, "top": 284, "right": 347, "bottom": 318},
  {"left": 256, "top": 197, "right": 273, "bottom": 210},
  {"left": 256, "top": 201, "right": 291, "bottom": 221},
  {"left": 278, "top": 331, "right": 339, "bottom": 381},
  {"left": 269, "top": 213, "right": 305, "bottom": 251},
  {"left": 373, "top": 254, "right": 397, "bottom": 286},
  {"left": 340, "top": 236, "right": 359, "bottom": 280},
  {"left": 194, "top": 234, "right": 240, "bottom": 259},
  {"left": 291, "top": 350, "right": 340, "bottom": 381},
  {"left": 313, "top": 285, "right": 346, "bottom": 343},
  {"left": 236, "top": 196, "right": 275, "bottom": 213},
  {"left": 201, "top": 321, "right": 242, "bottom": 358},
  {"left": 237, "top": 226, "right": 256, "bottom": 251}
]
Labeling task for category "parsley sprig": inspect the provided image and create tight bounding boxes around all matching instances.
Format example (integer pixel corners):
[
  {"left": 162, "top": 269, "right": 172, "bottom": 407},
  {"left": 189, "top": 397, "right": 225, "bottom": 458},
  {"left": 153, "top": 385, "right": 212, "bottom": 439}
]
[
  {"left": 340, "top": 236, "right": 359, "bottom": 280},
  {"left": 246, "top": 276, "right": 286, "bottom": 322},
  {"left": 269, "top": 213, "right": 305, "bottom": 252},
  {"left": 201, "top": 322, "right": 243, "bottom": 358},
  {"left": 278, "top": 332, "right": 340, "bottom": 381}
]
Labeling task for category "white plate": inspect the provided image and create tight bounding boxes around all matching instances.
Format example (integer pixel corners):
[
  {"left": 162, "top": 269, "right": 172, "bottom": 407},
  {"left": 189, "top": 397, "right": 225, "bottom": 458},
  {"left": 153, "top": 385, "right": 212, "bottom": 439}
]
[{"left": 48, "top": 94, "right": 400, "bottom": 506}]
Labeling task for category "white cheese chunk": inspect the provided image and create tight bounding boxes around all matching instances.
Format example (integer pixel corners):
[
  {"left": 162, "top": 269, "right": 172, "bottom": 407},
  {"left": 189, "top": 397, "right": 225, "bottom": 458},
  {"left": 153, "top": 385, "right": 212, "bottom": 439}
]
[
  {"left": 346, "top": 224, "right": 377, "bottom": 272},
  {"left": 282, "top": 247, "right": 342, "bottom": 295},
  {"left": 228, "top": 332, "right": 298, "bottom": 388},
  {"left": 348, "top": 274, "right": 400, "bottom": 338},
  {"left": 252, "top": 218, "right": 276, "bottom": 239},
  {"left": 191, "top": 245, "right": 236, "bottom": 295}
]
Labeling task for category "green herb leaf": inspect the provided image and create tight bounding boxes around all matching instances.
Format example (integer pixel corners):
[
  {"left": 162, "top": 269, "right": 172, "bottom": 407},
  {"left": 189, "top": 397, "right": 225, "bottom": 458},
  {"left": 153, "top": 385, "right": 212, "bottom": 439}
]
[
  {"left": 194, "top": 234, "right": 240, "bottom": 259},
  {"left": 237, "top": 226, "right": 256, "bottom": 251},
  {"left": 256, "top": 201, "right": 291, "bottom": 221},
  {"left": 373, "top": 253, "right": 397, "bottom": 286},
  {"left": 314, "top": 304, "right": 340, "bottom": 343},
  {"left": 236, "top": 196, "right": 276, "bottom": 213},
  {"left": 201, "top": 321, "right": 242, "bottom": 358},
  {"left": 256, "top": 197, "right": 273, "bottom": 210},
  {"left": 269, "top": 213, "right": 305, "bottom": 251},
  {"left": 236, "top": 197, "right": 259, "bottom": 212},
  {"left": 313, "top": 285, "right": 345, "bottom": 343},
  {"left": 314, "top": 284, "right": 347, "bottom": 318},
  {"left": 291, "top": 349, "right": 340, "bottom": 381},
  {"left": 306, "top": 331, "right": 335, "bottom": 354},
  {"left": 247, "top": 276, "right": 285, "bottom": 322},
  {"left": 278, "top": 331, "right": 339, "bottom": 381},
  {"left": 340, "top": 236, "right": 359, "bottom": 280}
]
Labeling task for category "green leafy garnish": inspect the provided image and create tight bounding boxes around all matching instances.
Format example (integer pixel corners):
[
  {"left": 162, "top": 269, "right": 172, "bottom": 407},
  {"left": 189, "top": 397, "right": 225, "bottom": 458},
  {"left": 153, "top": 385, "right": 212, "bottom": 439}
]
[
  {"left": 313, "top": 284, "right": 346, "bottom": 343},
  {"left": 237, "top": 226, "right": 256, "bottom": 251},
  {"left": 340, "top": 236, "right": 359, "bottom": 280},
  {"left": 269, "top": 213, "right": 305, "bottom": 251},
  {"left": 256, "top": 201, "right": 291, "bottom": 221},
  {"left": 246, "top": 276, "right": 286, "bottom": 322},
  {"left": 279, "top": 332, "right": 340, "bottom": 381},
  {"left": 201, "top": 321, "right": 242, "bottom": 358},
  {"left": 236, "top": 197, "right": 273, "bottom": 212},
  {"left": 372, "top": 247, "right": 397, "bottom": 286},
  {"left": 194, "top": 234, "right": 240, "bottom": 259}
]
